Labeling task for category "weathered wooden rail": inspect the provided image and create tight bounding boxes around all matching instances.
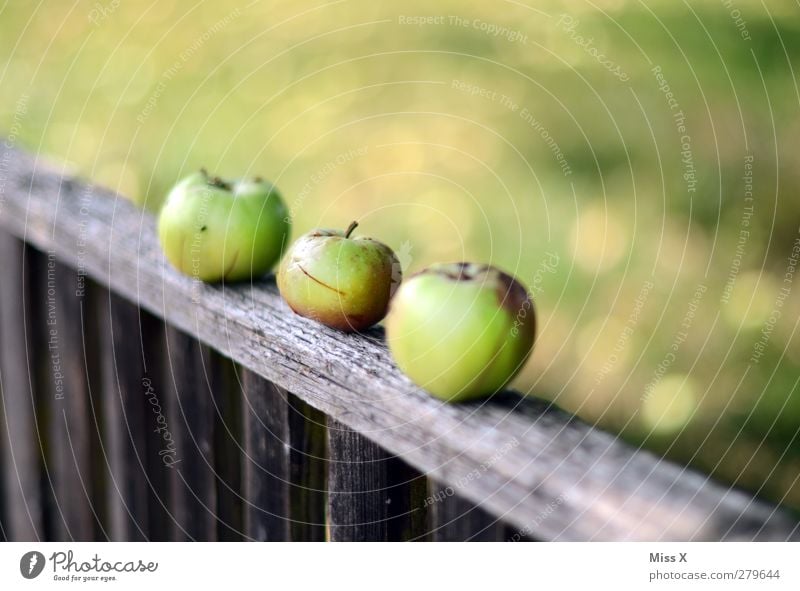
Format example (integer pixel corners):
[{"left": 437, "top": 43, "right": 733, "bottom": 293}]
[{"left": 0, "top": 145, "right": 797, "bottom": 541}]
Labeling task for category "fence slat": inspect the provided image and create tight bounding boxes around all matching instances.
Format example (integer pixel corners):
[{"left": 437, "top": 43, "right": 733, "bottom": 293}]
[
  {"left": 385, "top": 458, "right": 429, "bottom": 541},
  {"left": 212, "top": 353, "right": 243, "bottom": 541},
  {"left": 84, "top": 278, "right": 109, "bottom": 540},
  {"left": 97, "top": 290, "right": 153, "bottom": 541},
  {"left": 0, "top": 389, "right": 4, "bottom": 542},
  {"left": 328, "top": 419, "right": 428, "bottom": 541},
  {"left": 164, "top": 325, "right": 217, "bottom": 541},
  {"left": 0, "top": 234, "right": 45, "bottom": 541},
  {"left": 40, "top": 260, "right": 99, "bottom": 540},
  {"left": 328, "top": 419, "right": 389, "bottom": 541},
  {"left": 0, "top": 336, "right": 5, "bottom": 542},
  {"left": 25, "top": 247, "right": 56, "bottom": 540},
  {"left": 242, "top": 373, "right": 329, "bottom": 541},
  {"left": 288, "top": 396, "right": 327, "bottom": 541},
  {"left": 136, "top": 319, "right": 172, "bottom": 542},
  {"left": 242, "top": 371, "right": 290, "bottom": 541}
]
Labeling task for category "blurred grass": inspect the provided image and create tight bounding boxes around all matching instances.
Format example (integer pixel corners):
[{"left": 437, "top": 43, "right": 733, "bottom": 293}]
[{"left": 1, "top": 0, "right": 799, "bottom": 508}]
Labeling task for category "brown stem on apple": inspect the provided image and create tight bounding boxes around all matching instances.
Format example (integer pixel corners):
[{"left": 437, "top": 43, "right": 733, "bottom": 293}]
[
  {"left": 344, "top": 220, "right": 359, "bottom": 239},
  {"left": 208, "top": 175, "right": 232, "bottom": 191}
]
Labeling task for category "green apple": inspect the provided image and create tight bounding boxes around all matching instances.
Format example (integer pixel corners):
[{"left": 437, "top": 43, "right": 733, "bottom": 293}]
[
  {"left": 277, "top": 221, "right": 400, "bottom": 332},
  {"left": 157, "top": 170, "right": 290, "bottom": 282},
  {"left": 386, "top": 262, "right": 535, "bottom": 402}
]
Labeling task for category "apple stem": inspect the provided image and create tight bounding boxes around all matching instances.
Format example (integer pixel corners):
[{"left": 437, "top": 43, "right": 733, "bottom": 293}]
[
  {"left": 209, "top": 176, "right": 232, "bottom": 191},
  {"left": 344, "top": 220, "right": 359, "bottom": 238}
]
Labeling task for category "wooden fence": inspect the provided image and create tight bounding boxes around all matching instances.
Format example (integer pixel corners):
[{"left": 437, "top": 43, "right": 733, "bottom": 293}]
[{"left": 0, "top": 145, "right": 798, "bottom": 541}]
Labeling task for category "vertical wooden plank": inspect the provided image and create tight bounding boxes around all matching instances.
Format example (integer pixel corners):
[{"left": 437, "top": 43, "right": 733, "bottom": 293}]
[
  {"left": 288, "top": 396, "right": 327, "bottom": 541},
  {"left": 430, "top": 486, "right": 510, "bottom": 541},
  {"left": 138, "top": 318, "right": 172, "bottom": 542},
  {"left": 212, "top": 353, "right": 243, "bottom": 541},
  {"left": 99, "top": 297, "right": 168, "bottom": 541},
  {"left": 0, "top": 330, "right": 5, "bottom": 542},
  {"left": 0, "top": 234, "right": 44, "bottom": 541},
  {"left": 97, "top": 290, "right": 150, "bottom": 541},
  {"left": 327, "top": 420, "right": 386, "bottom": 541},
  {"left": 241, "top": 370, "right": 290, "bottom": 541},
  {"left": 0, "top": 251, "right": 7, "bottom": 542},
  {"left": 29, "top": 248, "right": 57, "bottom": 542},
  {"left": 327, "top": 419, "right": 429, "bottom": 542},
  {"left": 165, "top": 326, "right": 216, "bottom": 541},
  {"left": 326, "top": 420, "right": 390, "bottom": 541},
  {"left": 241, "top": 373, "right": 328, "bottom": 541},
  {"left": 385, "top": 458, "right": 429, "bottom": 541},
  {"left": 0, "top": 401, "right": 5, "bottom": 542},
  {"left": 82, "top": 278, "right": 108, "bottom": 541},
  {"left": 40, "top": 260, "right": 99, "bottom": 540}
]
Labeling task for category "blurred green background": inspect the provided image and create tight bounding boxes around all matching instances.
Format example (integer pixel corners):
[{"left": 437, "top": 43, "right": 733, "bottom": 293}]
[{"left": 2, "top": 0, "right": 798, "bottom": 509}]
